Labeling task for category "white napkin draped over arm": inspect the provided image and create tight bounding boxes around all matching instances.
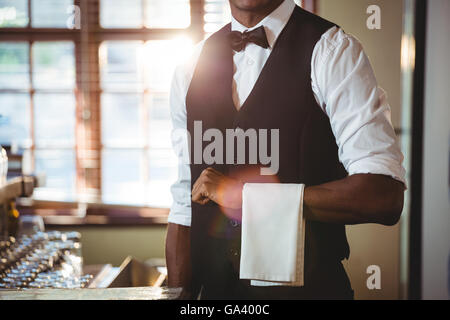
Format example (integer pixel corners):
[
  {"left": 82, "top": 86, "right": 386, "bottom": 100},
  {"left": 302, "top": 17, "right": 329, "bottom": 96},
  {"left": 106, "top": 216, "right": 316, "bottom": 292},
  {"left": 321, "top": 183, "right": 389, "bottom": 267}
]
[{"left": 239, "top": 183, "right": 306, "bottom": 287}]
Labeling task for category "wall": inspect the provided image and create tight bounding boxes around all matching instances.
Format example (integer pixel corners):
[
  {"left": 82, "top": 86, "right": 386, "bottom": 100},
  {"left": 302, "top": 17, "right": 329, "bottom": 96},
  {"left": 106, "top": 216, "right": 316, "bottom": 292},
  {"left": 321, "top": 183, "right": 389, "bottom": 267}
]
[
  {"left": 422, "top": 0, "right": 450, "bottom": 300},
  {"left": 318, "top": 0, "right": 404, "bottom": 299}
]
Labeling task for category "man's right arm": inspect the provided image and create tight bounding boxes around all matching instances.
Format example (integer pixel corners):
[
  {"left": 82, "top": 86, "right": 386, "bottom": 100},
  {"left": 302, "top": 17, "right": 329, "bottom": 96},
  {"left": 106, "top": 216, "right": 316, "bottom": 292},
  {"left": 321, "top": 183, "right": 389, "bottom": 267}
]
[
  {"left": 166, "top": 42, "right": 204, "bottom": 293},
  {"left": 166, "top": 61, "right": 193, "bottom": 291}
]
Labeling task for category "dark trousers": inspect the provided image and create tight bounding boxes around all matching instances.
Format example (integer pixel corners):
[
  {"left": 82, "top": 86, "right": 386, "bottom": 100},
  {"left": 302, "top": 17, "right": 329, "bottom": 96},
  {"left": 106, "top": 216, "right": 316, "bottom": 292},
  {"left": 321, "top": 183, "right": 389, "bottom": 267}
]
[{"left": 199, "top": 236, "right": 354, "bottom": 300}]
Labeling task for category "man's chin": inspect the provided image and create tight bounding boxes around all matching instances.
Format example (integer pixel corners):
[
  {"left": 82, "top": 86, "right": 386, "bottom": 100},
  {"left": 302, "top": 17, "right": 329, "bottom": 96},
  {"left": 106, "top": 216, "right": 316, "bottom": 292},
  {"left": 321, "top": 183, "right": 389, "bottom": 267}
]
[{"left": 230, "top": 0, "right": 275, "bottom": 11}]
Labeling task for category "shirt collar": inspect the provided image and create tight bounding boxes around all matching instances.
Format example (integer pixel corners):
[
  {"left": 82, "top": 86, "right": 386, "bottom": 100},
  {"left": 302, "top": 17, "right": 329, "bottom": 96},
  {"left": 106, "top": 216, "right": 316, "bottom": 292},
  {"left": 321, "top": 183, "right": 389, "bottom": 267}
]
[{"left": 231, "top": 0, "right": 296, "bottom": 49}]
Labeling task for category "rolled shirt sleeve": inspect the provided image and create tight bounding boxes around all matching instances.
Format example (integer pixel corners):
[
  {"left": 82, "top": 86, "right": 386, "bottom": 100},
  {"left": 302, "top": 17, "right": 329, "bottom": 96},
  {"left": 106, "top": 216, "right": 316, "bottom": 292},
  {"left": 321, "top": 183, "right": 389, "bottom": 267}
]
[
  {"left": 311, "top": 26, "right": 406, "bottom": 186},
  {"left": 168, "top": 64, "right": 192, "bottom": 227}
]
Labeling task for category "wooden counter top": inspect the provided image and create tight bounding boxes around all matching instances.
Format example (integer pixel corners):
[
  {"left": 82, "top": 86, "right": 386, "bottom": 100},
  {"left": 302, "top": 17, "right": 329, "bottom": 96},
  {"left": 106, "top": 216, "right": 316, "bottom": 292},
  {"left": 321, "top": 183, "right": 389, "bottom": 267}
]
[{"left": 0, "top": 176, "right": 35, "bottom": 203}]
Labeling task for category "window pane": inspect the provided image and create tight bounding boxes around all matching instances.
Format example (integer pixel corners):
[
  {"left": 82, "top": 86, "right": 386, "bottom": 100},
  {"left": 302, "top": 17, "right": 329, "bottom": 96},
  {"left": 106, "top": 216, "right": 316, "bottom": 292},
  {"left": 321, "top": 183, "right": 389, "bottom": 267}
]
[
  {"left": 102, "top": 149, "right": 145, "bottom": 205},
  {"left": 148, "top": 149, "right": 176, "bottom": 207},
  {"left": 204, "top": 0, "right": 231, "bottom": 35},
  {"left": 145, "top": 0, "right": 190, "bottom": 29},
  {"left": 34, "top": 93, "right": 75, "bottom": 148},
  {"left": 100, "top": 41, "right": 143, "bottom": 90},
  {"left": 148, "top": 93, "right": 171, "bottom": 149},
  {"left": 0, "top": 0, "right": 28, "bottom": 27},
  {"left": 31, "top": 0, "right": 73, "bottom": 28},
  {"left": 144, "top": 39, "right": 193, "bottom": 91},
  {"left": 101, "top": 93, "right": 143, "bottom": 147},
  {"left": 34, "top": 149, "right": 76, "bottom": 201},
  {"left": 0, "top": 42, "right": 29, "bottom": 89},
  {"left": 100, "top": 0, "right": 143, "bottom": 28},
  {"left": 32, "top": 41, "right": 75, "bottom": 89},
  {"left": 0, "top": 93, "right": 31, "bottom": 147}
]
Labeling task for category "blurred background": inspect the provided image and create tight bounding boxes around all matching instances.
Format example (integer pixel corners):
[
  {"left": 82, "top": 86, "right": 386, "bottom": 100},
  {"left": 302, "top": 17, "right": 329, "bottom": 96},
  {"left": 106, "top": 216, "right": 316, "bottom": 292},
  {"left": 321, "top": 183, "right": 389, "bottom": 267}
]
[{"left": 0, "top": 0, "right": 448, "bottom": 299}]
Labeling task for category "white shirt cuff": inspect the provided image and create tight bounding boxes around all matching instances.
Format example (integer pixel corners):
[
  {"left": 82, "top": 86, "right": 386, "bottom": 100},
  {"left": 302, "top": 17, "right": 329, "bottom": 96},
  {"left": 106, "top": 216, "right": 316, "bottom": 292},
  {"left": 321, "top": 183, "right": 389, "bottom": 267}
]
[
  {"left": 348, "top": 158, "right": 407, "bottom": 188},
  {"left": 168, "top": 204, "right": 192, "bottom": 227}
]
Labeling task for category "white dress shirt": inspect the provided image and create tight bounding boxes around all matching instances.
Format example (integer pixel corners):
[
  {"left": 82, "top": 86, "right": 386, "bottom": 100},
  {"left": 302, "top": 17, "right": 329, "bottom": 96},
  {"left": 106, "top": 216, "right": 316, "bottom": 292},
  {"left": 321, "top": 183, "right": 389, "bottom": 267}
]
[{"left": 168, "top": 0, "right": 406, "bottom": 227}]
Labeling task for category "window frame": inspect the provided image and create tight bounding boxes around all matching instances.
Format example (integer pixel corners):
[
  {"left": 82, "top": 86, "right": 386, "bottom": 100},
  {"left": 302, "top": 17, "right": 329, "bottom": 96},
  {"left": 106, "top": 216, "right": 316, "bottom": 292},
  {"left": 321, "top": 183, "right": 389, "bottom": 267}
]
[{"left": 0, "top": 0, "right": 203, "bottom": 210}]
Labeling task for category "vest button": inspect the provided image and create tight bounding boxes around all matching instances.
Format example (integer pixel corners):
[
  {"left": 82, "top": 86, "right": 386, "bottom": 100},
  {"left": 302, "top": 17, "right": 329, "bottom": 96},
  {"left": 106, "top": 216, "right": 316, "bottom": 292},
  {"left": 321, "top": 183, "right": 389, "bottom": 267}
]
[
  {"left": 230, "top": 219, "right": 239, "bottom": 227},
  {"left": 230, "top": 249, "right": 239, "bottom": 257}
]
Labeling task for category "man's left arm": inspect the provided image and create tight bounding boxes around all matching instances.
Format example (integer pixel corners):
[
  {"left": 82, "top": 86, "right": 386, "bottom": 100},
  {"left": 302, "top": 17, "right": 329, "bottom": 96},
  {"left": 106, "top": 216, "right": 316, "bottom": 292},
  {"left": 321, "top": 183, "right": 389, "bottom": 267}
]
[
  {"left": 303, "top": 27, "right": 406, "bottom": 225},
  {"left": 192, "top": 27, "right": 406, "bottom": 226}
]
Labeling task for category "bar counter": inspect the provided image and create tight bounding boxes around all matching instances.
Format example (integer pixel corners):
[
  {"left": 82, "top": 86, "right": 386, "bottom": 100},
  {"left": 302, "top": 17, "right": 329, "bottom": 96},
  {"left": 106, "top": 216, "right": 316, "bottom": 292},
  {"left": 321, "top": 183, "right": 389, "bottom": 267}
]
[{"left": 0, "top": 286, "right": 181, "bottom": 300}]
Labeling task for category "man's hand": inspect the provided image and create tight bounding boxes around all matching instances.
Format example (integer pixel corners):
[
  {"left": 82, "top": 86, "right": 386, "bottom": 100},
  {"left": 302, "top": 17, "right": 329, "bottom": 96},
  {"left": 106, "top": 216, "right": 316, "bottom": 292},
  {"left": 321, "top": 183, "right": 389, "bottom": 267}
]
[{"left": 191, "top": 167, "right": 244, "bottom": 209}]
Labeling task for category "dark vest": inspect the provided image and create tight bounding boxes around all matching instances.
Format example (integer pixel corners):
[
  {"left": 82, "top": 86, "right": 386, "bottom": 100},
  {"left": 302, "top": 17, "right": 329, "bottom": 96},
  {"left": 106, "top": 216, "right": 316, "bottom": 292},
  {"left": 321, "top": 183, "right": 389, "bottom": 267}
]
[{"left": 186, "top": 6, "right": 350, "bottom": 294}]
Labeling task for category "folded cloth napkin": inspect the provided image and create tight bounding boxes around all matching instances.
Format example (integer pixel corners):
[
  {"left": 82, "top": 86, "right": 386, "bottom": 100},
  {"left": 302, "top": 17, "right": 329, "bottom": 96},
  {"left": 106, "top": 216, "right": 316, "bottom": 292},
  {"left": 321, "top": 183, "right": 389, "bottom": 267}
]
[{"left": 239, "top": 183, "right": 306, "bottom": 287}]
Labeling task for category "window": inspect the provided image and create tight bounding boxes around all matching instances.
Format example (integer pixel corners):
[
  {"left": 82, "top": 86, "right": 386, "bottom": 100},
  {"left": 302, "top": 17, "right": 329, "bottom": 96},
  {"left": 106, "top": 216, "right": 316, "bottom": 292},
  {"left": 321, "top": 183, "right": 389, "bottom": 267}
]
[
  {"left": 100, "top": 0, "right": 191, "bottom": 29},
  {"left": 98, "top": 15, "right": 194, "bottom": 207},
  {"left": 98, "top": 1, "right": 196, "bottom": 207},
  {"left": 0, "top": 39, "right": 76, "bottom": 200},
  {"left": 0, "top": 0, "right": 78, "bottom": 200},
  {"left": 203, "top": 0, "right": 231, "bottom": 36},
  {"left": 0, "top": 0, "right": 198, "bottom": 208},
  {"left": 0, "top": 0, "right": 317, "bottom": 212},
  {"left": 0, "top": 0, "right": 28, "bottom": 27},
  {"left": 31, "top": 0, "right": 74, "bottom": 28}
]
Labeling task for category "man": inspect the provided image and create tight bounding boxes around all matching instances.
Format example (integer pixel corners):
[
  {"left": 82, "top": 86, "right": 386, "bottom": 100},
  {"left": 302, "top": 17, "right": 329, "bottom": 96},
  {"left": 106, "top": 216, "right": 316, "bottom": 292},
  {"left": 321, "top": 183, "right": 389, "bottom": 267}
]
[{"left": 166, "top": 0, "right": 405, "bottom": 299}]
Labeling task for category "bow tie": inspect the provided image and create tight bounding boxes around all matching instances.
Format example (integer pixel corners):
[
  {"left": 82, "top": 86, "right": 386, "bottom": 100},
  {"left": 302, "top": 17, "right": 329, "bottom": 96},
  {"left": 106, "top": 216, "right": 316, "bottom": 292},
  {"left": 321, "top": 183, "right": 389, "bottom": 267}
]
[{"left": 227, "top": 26, "right": 270, "bottom": 52}]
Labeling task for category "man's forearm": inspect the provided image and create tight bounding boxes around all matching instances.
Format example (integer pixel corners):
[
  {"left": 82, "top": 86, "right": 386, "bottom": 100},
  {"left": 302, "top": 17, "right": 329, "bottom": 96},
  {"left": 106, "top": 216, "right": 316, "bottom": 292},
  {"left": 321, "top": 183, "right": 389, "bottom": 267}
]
[
  {"left": 165, "top": 222, "right": 192, "bottom": 289},
  {"left": 192, "top": 168, "right": 405, "bottom": 226},
  {"left": 303, "top": 174, "right": 405, "bottom": 226}
]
